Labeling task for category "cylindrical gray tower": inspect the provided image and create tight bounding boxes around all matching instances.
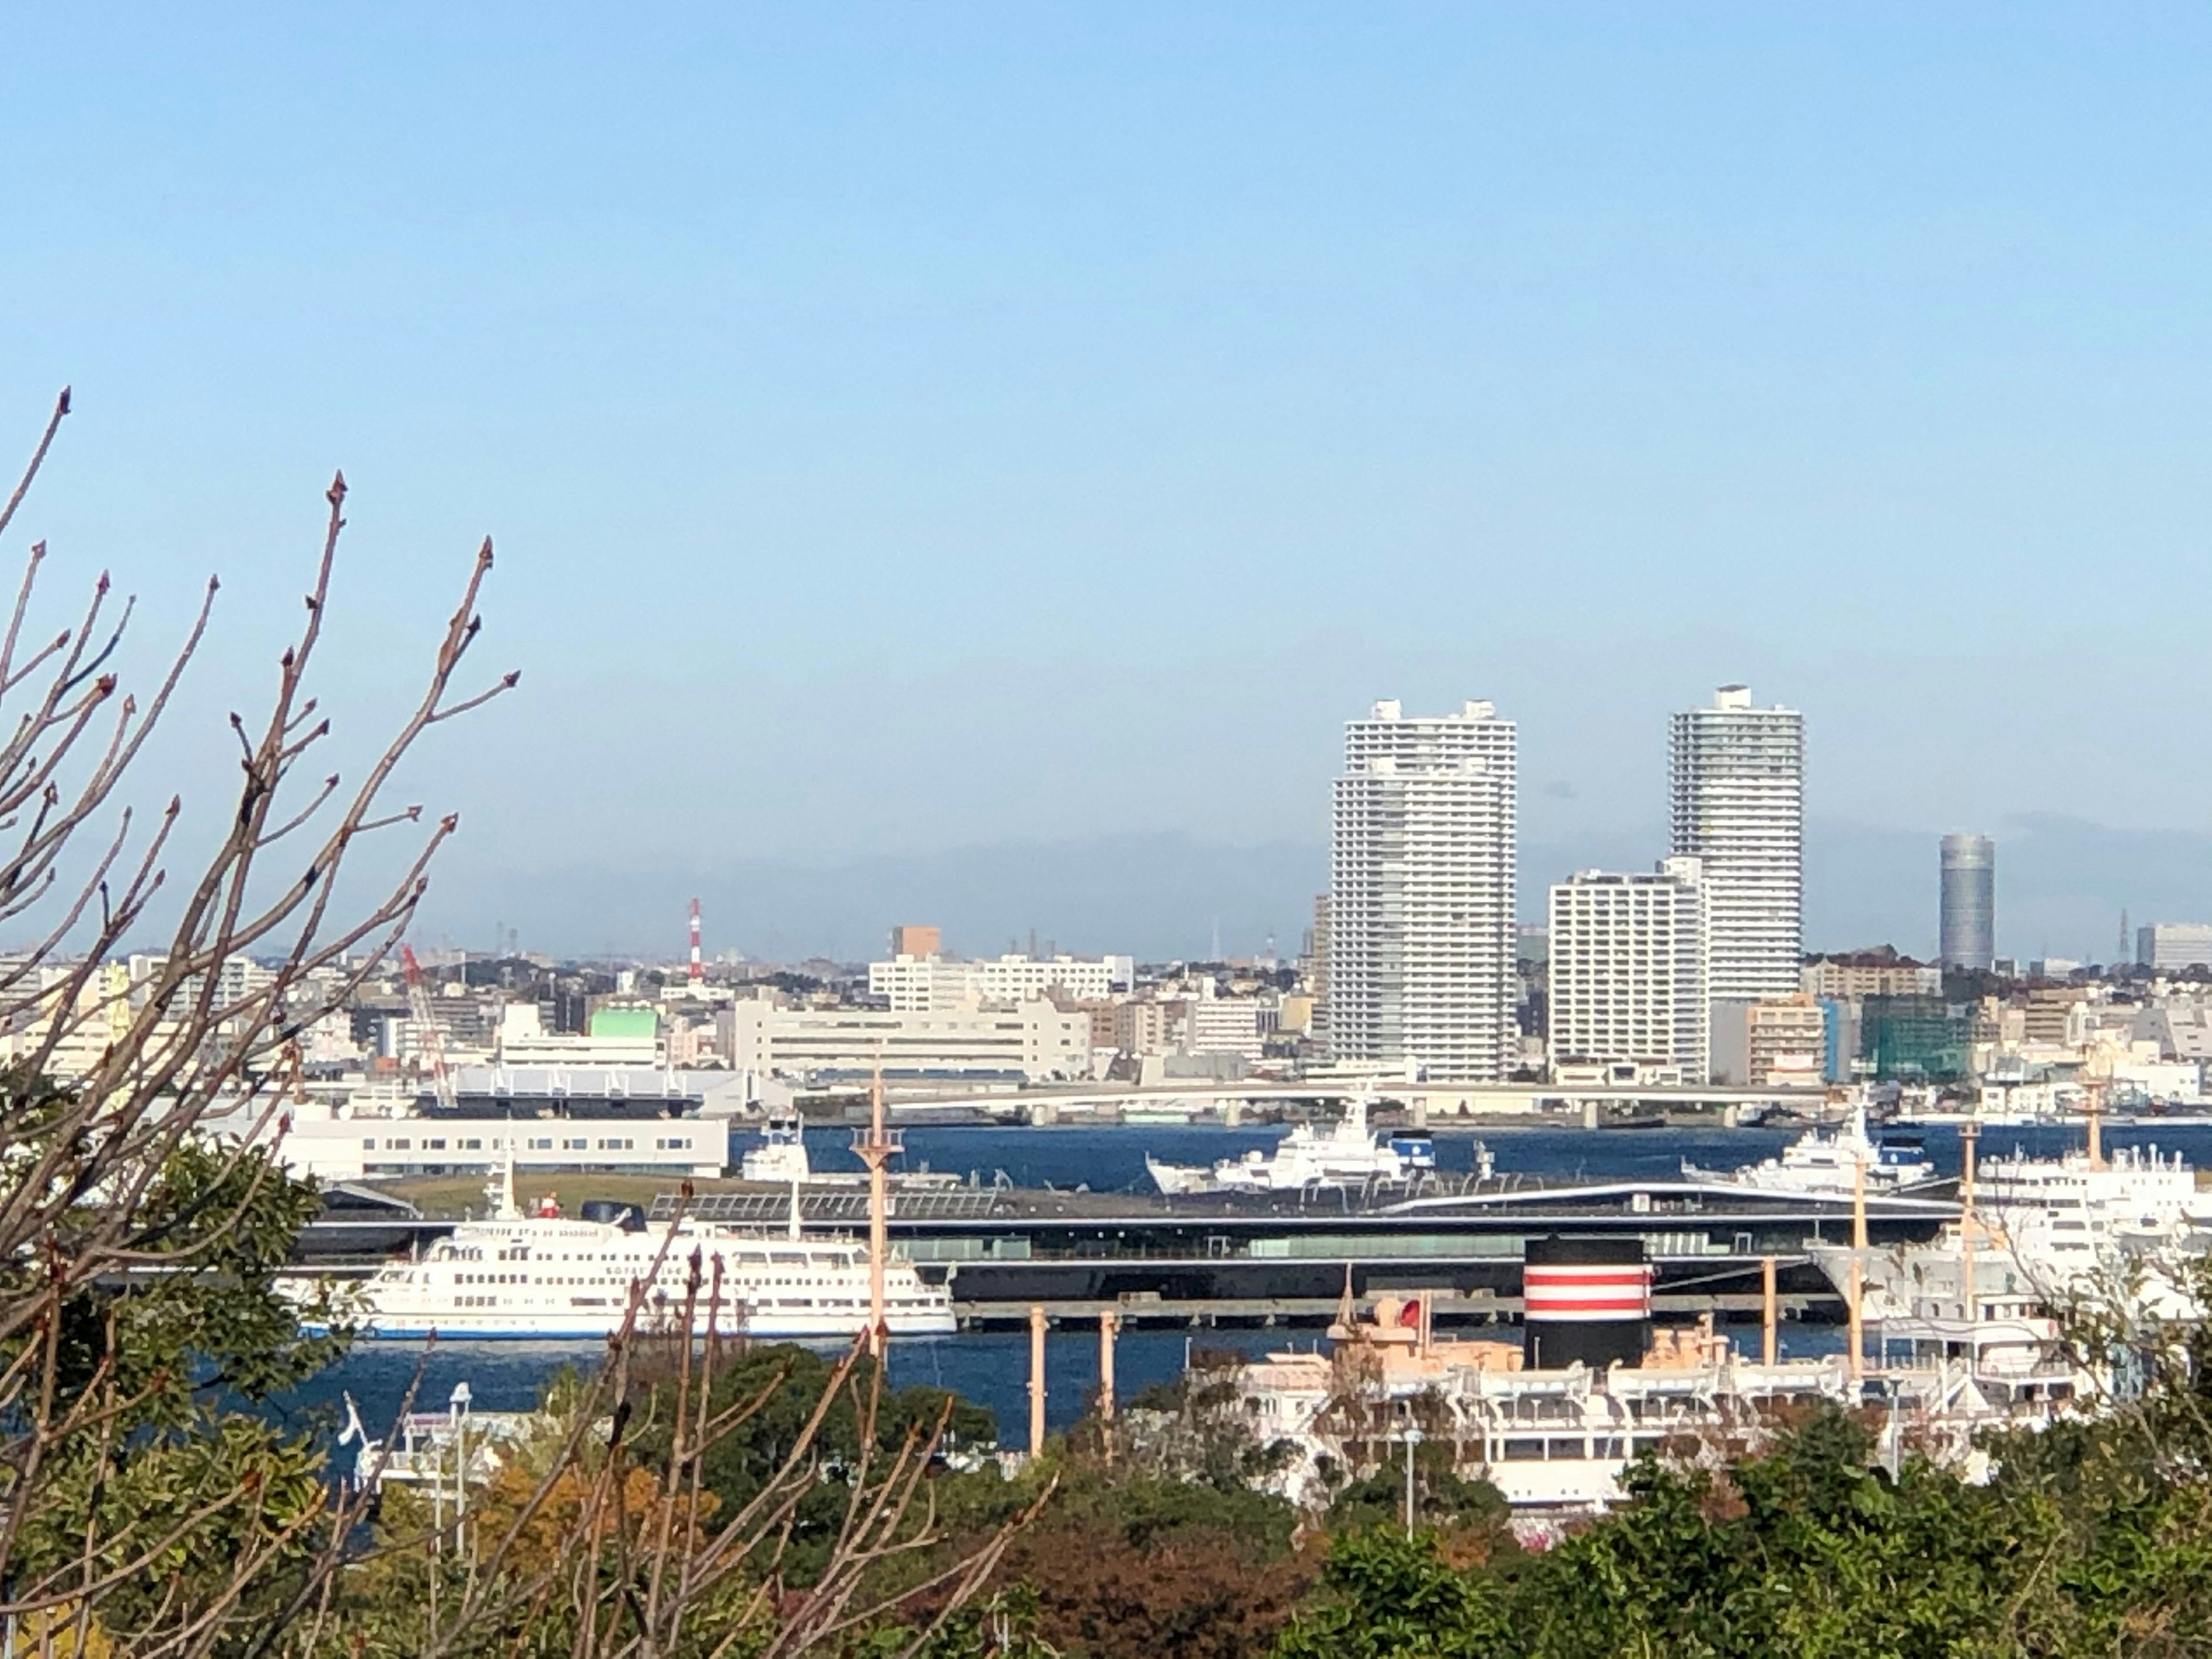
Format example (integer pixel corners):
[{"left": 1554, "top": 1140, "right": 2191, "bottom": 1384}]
[{"left": 1939, "top": 834, "right": 1995, "bottom": 971}]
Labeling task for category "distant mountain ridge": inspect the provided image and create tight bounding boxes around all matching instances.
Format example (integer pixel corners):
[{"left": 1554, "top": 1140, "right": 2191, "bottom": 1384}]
[{"left": 418, "top": 816, "right": 2208, "bottom": 966}]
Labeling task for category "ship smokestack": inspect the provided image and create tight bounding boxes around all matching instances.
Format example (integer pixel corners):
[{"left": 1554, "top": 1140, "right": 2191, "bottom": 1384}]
[{"left": 1523, "top": 1235, "right": 1651, "bottom": 1370}]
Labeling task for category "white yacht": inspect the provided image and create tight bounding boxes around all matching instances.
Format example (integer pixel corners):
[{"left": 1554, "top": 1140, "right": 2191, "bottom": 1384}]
[
  {"left": 325, "top": 1163, "right": 956, "bottom": 1341},
  {"left": 1682, "top": 1103, "right": 1934, "bottom": 1199},
  {"left": 1145, "top": 1097, "right": 1435, "bottom": 1196}
]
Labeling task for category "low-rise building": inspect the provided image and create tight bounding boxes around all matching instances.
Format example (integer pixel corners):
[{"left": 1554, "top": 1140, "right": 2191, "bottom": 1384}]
[
  {"left": 2138, "top": 922, "right": 2212, "bottom": 972},
  {"left": 1710, "top": 995, "right": 1828, "bottom": 1088},
  {"left": 868, "top": 952, "right": 1135, "bottom": 1012},
  {"left": 1187, "top": 988, "right": 1268, "bottom": 1061},
  {"left": 497, "top": 1003, "right": 659, "bottom": 1067},
  {"left": 204, "top": 1094, "right": 724, "bottom": 1183},
  {"left": 1800, "top": 956, "right": 1942, "bottom": 999},
  {"left": 722, "top": 998, "right": 1093, "bottom": 1084}
]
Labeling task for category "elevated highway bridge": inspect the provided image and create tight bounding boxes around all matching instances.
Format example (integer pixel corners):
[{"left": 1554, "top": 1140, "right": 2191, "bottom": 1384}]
[{"left": 873, "top": 1078, "right": 1835, "bottom": 1126}]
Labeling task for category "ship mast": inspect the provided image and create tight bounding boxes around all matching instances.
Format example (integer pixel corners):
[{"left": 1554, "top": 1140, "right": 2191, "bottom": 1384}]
[
  {"left": 489, "top": 1108, "right": 518, "bottom": 1222},
  {"left": 1959, "top": 1116, "right": 1980, "bottom": 1325},
  {"left": 2082, "top": 1039, "right": 2109, "bottom": 1172},
  {"left": 1848, "top": 1126, "right": 1868, "bottom": 1381},
  {"left": 853, "top": 1052, "right": 899, "bottom": 1358}
]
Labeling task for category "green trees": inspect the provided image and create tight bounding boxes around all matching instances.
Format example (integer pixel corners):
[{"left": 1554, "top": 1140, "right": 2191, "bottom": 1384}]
[
  {"left": 1271, "top": 1390, "right": 2212, "bottom": 1659},
  {"left": 2, "top": 1138, "right": 350, "bottom": 1653},
  {"left": 1275, "top": 1529, "right": 1502, "bottom": 1659}
]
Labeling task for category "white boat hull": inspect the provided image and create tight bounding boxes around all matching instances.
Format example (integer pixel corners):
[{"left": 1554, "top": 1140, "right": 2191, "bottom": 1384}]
[{"left": 342, "top": 1305, "right": 957, "bottom": 1340}]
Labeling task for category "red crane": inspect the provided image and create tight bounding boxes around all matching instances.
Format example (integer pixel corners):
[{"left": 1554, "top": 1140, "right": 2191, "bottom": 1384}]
[{"left": 399, "top": 944, "right": 457, "bottom": 1112}]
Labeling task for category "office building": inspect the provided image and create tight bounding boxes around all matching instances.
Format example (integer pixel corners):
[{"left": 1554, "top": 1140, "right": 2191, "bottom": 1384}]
[
  {"left": 722, "top": 998, "right": 1093, "bottom": 1084},
  {"left": 1328, "top": 699, "right": 1517, "bottom": 1082},
  {"left": 1547, "top": 858, "right": 1709, "bottom": 1084},
  {"left": 1939, "top": 834, "right": 1996, "bottom": 971},
  {"left": 1669, "top": 685, "right": 1805, "bottom": 1001},
  {"left": 2138, "top": 923, "right": 2212, "bottom": 973}
]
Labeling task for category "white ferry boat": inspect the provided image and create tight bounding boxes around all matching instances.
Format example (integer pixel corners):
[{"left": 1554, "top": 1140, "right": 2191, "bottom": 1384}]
[
  {"left": 329, "top": 1162, "right": 956, "bottom": 1341},
  {"left": 1681, "top": 1103, "right": 1934, "bottom": 1199},
  {"left": 1145, "top": 1097, "right": 1434, "bottom": 1196},
  {"left": 1975, "top": 1141, "right": 2208, "bottom": 1248},
  {"left": 1815, "top": 1139, "right": 2210, "bottom": 1322}
]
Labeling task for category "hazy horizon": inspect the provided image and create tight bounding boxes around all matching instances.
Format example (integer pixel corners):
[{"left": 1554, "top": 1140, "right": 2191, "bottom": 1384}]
[{"left": 402, "top": 813, "right": 2192, "bottom": 969}]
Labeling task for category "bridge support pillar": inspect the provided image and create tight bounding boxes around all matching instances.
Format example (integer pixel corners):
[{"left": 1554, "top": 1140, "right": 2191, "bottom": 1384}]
[{"left": 1028, "top": 1305, "right": 1047, "bottom": 1457}]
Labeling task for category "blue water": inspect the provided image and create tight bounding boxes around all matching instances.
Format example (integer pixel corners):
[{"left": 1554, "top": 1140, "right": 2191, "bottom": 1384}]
[
  {"left": 739, "top": 1121, "right": 1810, "bottom": 1191},
  {"left": 294, "top": 1118, "right": 2212, "bottom": 1447},
  {"left": 738, "top": 1118, "right": 2212, "bottom": 1189},
  {"left": 283, "top": 1328, "right": 1302, "bottom": 1447}
]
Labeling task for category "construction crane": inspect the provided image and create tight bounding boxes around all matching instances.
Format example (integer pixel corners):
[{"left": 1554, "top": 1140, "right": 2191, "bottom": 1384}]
[{"left": 399, "top": 944, "right": 458, "bottom": 1113}]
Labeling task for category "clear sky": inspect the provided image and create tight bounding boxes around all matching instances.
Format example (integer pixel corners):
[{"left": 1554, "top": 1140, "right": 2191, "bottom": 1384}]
[{"left": 2, "top": 6, "right": 2209, "bottom": 959}]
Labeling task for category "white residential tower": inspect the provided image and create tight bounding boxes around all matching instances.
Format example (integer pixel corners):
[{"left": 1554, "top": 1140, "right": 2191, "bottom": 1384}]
[
  {"left": 1547, "top": 857, "right": 1709, "bottom": 1084},
  {"left": 1327, "top": 699, "right": 1517, "bottom": 1082},
  {"left": 1669, "top": 685, "right": 1804, "bottom": 1002}
]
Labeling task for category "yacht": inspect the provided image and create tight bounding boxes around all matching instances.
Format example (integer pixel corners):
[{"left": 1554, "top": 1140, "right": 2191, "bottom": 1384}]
[
  {"left": 324, "top": 1162, "right": 956, "bottom": 1341},
  {"left": 1682, "top": 1103, "right": 1935, "bottom": 1199},
  {"left": 1145, "top": 1097, "right": 1434, "bottom": 1196}
]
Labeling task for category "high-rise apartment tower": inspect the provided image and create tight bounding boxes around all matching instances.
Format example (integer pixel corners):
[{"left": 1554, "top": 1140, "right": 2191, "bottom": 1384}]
[
  {"left": 1328, "top": 699, "right": 1517, "bottom": 1082},
  {"left": 1547, "top": 857, "right": 1709, "bottom": 1082},
  {"left": 1669, "top": 685, "right": 1804, "bottom": 1001},
  {"left": 1938, "top": 834, "right": 1995, "bottom": 972}
]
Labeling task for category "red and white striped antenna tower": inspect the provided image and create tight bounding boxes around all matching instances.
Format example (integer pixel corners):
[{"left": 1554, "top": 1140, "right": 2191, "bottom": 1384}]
[{"left": 688, "top": 897, "right": 704, "bottom": 984}]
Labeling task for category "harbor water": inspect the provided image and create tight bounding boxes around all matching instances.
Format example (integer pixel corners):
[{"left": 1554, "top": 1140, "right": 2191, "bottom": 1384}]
[{"left": 291, "top": 1118, "right": 2212, "bottom": 1448}]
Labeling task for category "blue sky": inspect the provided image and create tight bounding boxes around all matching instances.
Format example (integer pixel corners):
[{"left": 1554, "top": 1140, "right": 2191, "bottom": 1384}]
[{"left": 2, "top": 6, "right": 2209, "bottom": 958}]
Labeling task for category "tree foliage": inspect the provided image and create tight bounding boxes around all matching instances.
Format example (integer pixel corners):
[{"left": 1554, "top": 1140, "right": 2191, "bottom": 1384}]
[
  {"left": 0, "top": 396, "right": 1034, "bottom": 1658},
  {"left": 1274, "top": 1382, "right": 2212, "bottom": 1659}
]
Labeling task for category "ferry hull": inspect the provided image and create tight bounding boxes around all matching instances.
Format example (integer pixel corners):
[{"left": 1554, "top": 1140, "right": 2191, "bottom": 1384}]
[{"left": 331, "top": 1308, "right": 957, "bottom": 1340}]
